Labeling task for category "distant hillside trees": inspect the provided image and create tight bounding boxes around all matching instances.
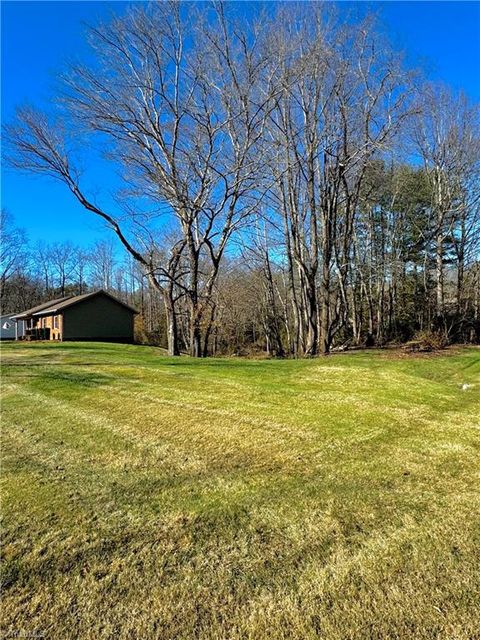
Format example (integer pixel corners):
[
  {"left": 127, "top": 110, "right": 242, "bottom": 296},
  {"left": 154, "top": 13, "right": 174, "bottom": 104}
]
[{"left": 4, "top": 2, "right": 480, "bottom": 354}]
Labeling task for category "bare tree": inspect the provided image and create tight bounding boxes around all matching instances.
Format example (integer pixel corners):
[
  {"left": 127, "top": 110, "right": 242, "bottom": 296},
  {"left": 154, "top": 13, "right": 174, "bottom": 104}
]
[
  {"left": 266, "top": 8, "right": 414, "bottom": 353},
  {"left": 0, "top": 210, "right": 28, "bottom": 304},
  {"left": 49, "top": 241, "right": 78, "bottom": 296},
  {"left": 89, "top": 239, "right": 117, "bottom": 291},
  {"left": 73, "top": 247, "right": 90, "bottom": 294}
]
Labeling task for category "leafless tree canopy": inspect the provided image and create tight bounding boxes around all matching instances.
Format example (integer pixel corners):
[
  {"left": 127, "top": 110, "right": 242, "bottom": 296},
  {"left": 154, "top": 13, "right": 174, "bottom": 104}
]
[
  {"left": 0, "top": 210, "right": 29, "bottom": 303},
  {"left": 4, "top": 2, "right": 480, "bottom": 355}
]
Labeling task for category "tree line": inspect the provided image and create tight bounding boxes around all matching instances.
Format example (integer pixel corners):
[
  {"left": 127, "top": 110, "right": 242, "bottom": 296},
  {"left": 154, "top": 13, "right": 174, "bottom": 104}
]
[
  {"left": 0, "top": 218, "right": 129, "bottom": 311},
  {"left": 4, "top": 2, "right": 480, "bottom": 356}
]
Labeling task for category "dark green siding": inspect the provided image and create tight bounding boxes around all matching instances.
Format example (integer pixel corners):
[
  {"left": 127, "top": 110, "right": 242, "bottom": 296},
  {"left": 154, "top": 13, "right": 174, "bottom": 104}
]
[{"left": 62, "top": 294, "right": 134, "bottom": 342}]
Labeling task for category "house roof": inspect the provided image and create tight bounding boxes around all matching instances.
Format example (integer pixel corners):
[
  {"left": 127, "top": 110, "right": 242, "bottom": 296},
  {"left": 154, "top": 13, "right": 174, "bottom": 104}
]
[
  {"left": 12, "top": 296, "right": 73, "bottom": 319},
  {"left": 13, "top": 290, "right": 138, "bottom": 319}
]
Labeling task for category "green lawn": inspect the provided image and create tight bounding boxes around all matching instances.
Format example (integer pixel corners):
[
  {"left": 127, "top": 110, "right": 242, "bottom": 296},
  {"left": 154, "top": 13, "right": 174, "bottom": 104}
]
[{"left": 1, "top": 342, "right": 479, "bottom": 639}]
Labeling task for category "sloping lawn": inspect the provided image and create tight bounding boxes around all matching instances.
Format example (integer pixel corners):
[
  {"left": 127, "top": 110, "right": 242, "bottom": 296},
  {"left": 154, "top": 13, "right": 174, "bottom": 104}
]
[{"left": 1, "top": 342, "right": 479, "bottom": 639}]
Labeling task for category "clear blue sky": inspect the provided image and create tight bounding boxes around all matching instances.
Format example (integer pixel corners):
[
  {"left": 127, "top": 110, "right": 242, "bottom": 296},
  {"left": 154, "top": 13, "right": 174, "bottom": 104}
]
[{"left": 2, "top": 1, "right": 480, "bottom": 248}]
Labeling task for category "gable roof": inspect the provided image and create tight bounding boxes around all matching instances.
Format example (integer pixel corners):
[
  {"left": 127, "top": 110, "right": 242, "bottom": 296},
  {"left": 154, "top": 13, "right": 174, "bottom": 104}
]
[{"left": 13, "top": 290, "right": 138, "bottom": 319}]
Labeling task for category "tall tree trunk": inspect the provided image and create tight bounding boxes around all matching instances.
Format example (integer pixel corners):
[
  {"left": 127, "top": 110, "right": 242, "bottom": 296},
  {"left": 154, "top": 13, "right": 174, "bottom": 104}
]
[
  {"left": 190, "top": 313, "right": 202, "bottom": 358},
  {"left": 202, "top": 303, "right": 216, "bottom": 358},
  {"left": 303, "top": 276, "right": 318, "bottom": 356},
  {"left": 165, "top": 296, "right": 180, "bottom": 356},
  {"left": 435, "top": 231, "right": 445, "bottom": 326},
  {"left": 320, "top": 259, "right": 331, "bottom": 355}
]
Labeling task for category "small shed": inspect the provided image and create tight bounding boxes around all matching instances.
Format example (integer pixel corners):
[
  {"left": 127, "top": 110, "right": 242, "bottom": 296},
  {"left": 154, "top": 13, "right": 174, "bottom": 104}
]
[{"left": 12, "top": 290, "right": 138, "bottom": 343}]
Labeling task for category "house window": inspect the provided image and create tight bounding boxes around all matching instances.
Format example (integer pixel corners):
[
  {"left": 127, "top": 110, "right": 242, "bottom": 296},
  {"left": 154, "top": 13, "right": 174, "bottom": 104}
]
[
  {"left": 54, "top": 315, "right": 59, "bottom": 329},
  {"left": 2, "top": 322, "right": 11, "bottom": 329}
]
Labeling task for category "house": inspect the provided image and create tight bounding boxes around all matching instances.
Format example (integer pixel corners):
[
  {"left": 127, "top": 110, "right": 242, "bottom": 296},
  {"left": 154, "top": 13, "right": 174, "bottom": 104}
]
[
  {"left": 12, "top": 290, "right": 138, "bottom": 343},
  {"left": 0, "top": 313, "right": 25, "bottom": 340}
]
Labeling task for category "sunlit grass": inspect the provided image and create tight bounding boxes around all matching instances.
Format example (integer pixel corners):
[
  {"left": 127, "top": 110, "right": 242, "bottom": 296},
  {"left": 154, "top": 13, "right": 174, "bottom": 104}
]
[{"left": 1, "top": 342, "right": 479, "bottom": 639}]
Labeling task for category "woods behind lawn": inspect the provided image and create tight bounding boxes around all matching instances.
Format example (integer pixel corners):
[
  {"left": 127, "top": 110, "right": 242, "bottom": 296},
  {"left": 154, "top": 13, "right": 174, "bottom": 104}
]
[{"left": 1, "top": 343, "right": 479, "bottom": 639}]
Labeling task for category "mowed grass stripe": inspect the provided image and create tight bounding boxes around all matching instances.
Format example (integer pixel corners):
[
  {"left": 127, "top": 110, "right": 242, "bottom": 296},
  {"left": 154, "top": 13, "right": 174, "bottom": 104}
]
[{"left": 4, "top": 378, "right": 467, "bottom": 492}]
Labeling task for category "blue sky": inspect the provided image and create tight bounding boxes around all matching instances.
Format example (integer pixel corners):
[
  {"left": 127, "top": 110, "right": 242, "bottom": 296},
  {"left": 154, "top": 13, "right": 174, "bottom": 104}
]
[{"left": 2, "top": 1, "right": 480, "bottom": 248}]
